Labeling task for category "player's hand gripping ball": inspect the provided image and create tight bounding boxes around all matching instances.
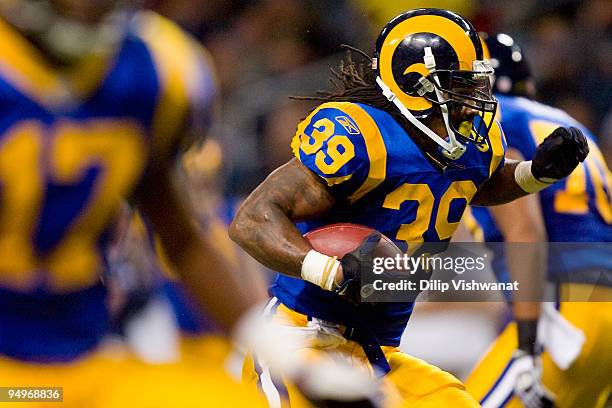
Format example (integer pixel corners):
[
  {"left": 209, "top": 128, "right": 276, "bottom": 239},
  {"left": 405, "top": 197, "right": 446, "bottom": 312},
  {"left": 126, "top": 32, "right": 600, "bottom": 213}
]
[{"left": 304, "top": 224, "right": 402, "bottom": 304}]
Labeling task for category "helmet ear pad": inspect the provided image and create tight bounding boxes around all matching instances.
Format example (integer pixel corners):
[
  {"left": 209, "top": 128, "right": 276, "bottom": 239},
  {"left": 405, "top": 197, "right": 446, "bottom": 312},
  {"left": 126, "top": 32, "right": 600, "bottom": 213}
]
[{"left": 391, "top": 33, "right": 460, "bottom": 97}]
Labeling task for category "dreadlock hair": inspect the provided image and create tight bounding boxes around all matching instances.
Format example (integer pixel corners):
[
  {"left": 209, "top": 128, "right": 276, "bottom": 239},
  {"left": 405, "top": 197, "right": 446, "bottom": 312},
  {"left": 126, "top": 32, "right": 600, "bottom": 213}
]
[
  {"left": 292, "top": 45, "right": 413, "bottom": 130},
  {"left": 293, "top": 45, "right": 458, "bottom": 171}
]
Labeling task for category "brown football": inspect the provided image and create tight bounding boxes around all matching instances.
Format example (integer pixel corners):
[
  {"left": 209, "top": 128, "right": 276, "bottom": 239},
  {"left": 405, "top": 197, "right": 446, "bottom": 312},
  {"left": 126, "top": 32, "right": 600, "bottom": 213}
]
[{"left": 304, "top": 223, "right": 402, "bottom": 259}]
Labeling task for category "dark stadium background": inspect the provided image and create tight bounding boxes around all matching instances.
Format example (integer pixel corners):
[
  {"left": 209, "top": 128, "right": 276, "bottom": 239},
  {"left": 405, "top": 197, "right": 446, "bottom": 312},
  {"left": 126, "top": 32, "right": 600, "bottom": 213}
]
[
  {"left": 147, "top": 0, "right": 611, "bottom": 197},
  {"left": 147, "top": 0, "right": 611, "bottom": 395}
]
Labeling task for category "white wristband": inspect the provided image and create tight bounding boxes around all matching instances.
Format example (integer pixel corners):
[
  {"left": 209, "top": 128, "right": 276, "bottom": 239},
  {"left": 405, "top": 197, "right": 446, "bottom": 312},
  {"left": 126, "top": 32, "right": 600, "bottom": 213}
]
[
  {"left": 301, "top": 250, "right": 341, "bottom": 291},
  {"left": 514, "top": 161, "right": 554, "bottom": 193}
]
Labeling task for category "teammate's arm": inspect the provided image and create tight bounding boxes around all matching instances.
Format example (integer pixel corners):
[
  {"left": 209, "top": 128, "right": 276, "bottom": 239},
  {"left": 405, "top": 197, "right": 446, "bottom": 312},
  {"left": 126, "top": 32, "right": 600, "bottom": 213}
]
[
  {"left": 488, "top": 148, "right": 547, "bottom": 352},
  {"left": 491, "top": 186, "right": 556, "bottom": 407},
  {"left": 137, "top": 158, "right": 266, "bottom": 331},
  {"left": 472, "top": 127, "right": 589, "bottom": 206},
  {"left": 229, "top": 158, "right": 335, "bottom": 277}
]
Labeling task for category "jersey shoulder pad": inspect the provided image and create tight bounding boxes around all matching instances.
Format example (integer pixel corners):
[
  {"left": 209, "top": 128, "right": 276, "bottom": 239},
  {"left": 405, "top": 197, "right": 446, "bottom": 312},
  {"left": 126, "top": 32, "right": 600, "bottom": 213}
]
[
  {"left": 134, "top": 11, "right": 218, "bottom": 155},
  {"left": 134, "top": 11, "right": 217, "bottom": 106},
  {"left": 291, "top": 102, "right": 387, "bottom": 201}
]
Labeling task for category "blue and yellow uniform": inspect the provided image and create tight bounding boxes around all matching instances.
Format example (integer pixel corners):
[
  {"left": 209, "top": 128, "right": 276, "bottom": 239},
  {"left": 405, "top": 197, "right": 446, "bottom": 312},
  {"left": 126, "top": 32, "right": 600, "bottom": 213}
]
[
  {"left": 465, "top": 95, "right": 612, "bottom": 408},
  {"left": 254, "top": 101, "right": 506, "bottom": 406},
  {"left": 0, "top": 11, "right": 265, "bottom": 408}
]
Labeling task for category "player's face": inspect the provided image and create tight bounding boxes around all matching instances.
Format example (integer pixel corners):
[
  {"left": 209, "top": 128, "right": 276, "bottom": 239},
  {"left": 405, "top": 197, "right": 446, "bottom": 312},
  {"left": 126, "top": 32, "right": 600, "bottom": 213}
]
[
  {"left": 438, "top": 70, "right": 497, "bottom": 141},
  {"left": 444, "top": 72, "right": 495, "bottom": 119},
  {"left": 449, "top": 104, "right": 479, "bottom": 127},
  {"left": 49, "top": 0, "right": 119, "bottom": 24}
]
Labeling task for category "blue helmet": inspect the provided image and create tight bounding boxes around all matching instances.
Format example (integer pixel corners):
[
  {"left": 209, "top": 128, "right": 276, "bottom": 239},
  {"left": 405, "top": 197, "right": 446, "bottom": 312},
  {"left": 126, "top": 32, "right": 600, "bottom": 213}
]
[
  {"left": 480, "top": 32, "right": 535, "bottom": 98},
  {"left": 373, "top": 8, "right": 497, "bottom": 160}
]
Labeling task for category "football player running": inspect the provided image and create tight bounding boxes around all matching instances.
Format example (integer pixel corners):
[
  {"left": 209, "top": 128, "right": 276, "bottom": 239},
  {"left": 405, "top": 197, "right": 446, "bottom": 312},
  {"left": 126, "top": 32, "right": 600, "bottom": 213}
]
[
  {"left": 464, "top": 33, "right": 611, "bottom": 408},
  {"left": 230, "top": 8, "right": 589, "bottom": 407},
  {"left": 0, "top": 0, "right": 269, "bottom": 406}
]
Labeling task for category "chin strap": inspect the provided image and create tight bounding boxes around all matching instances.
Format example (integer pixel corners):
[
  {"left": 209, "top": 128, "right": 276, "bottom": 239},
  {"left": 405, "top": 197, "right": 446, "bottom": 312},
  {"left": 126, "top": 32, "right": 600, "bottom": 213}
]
[
  {"left": 423, "top": 47, "right": 465, "bottom": 160},
  {"left": 375, "top": 76, "right": 466, "bottom": 160}
]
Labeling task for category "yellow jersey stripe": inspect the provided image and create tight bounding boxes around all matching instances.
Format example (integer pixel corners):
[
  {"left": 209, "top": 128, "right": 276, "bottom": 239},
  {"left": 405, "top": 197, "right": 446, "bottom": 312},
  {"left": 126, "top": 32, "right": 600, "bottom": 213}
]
[
  {"left": 0, "top": 18, "right": 64, "bottom": 104},
  {"left": 136, "top": 11, "right": 203, "bottom": 158},
  {"left": 327, "top": 103, "right": 388, "bottom": 204},
  {"left": 488, "top": 121, "right": 505, "bottom": 176},
  {"left": 324, "top": 174, "right": 353, "bottom": 186}
]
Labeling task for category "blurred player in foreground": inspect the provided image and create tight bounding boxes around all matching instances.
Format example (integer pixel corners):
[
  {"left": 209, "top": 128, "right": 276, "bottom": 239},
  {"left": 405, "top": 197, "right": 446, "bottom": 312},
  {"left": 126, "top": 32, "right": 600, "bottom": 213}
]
[
  {"left": 108, "top": 139, "right": 269, "bottom": 363},
  {"left": 108, "top": 87, "right": 384, "bottom": 408},
  {"left": 0, "top": 0, "right": 269, "bottom": 406},
  {"left": 231, "top": 8, "right": 588, "bottom": 407},
  {"left": 465, "top": 33, "right": 612, "bottom": 408}
]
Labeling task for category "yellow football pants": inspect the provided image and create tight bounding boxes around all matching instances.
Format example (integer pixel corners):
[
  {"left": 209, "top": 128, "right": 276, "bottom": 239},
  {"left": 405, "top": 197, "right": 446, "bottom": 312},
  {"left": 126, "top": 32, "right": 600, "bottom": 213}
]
[
  {"left": 466, "top": 287, "right": 612, "bottom": 408},
  {"left": 0, "top": 337, "right": 267, "bottom": 408},
  {"left": 243, "top": 301, "right": 480, "bottom": 408}
]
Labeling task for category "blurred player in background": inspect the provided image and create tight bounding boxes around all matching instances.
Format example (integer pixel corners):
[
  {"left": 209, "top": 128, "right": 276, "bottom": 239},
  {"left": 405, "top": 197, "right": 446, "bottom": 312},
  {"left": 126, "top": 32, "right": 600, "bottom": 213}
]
[
  {"left": 231, "top": 8, "right": 588, "bottom": 407},
  {"left": 0, "top": 0, "right": 268, "bottom": 406},
  {"left": 465, "top": 33, "right": 612, "bottom": 408}
]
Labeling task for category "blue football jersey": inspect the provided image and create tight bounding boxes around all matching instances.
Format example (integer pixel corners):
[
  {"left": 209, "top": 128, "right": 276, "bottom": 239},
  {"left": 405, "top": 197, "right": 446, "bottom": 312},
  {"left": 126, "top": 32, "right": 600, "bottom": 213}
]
[
  {"left": 469, "top": 94, "right": 612, "bottom": 283},
  {"left": 271, "top": 101, "right": 506, "bottom": 345},
  {"left": 0, "top": 12, "right": 216, "bottom": 361}
]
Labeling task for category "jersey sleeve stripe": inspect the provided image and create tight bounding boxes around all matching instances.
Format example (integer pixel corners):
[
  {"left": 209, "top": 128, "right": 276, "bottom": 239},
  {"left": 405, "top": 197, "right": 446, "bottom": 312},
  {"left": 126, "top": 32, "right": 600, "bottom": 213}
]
[
  {"left": 488, "top": 121, "right": 505, "bottom": 176},
  {"left": 324, "top": 174, "right": 353, "bottom": 186},
  {"left": 329, "top": 103, "right": 387, "bottom": 204},
  {"left": 136, "top": 11, "right": 199, "bottom": 157}
]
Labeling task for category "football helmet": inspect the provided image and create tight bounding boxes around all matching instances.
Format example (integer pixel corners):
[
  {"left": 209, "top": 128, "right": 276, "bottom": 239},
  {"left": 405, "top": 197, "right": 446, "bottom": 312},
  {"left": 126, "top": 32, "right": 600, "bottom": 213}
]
[
  {"left": 0, "top": 0, "right": 135, "bottom": 65},
  {"left": 480, "top": 32, "right": 536, "bottom": 98},
  {"left": 373, "top": 8, "right": 497, "bottom": 160}
]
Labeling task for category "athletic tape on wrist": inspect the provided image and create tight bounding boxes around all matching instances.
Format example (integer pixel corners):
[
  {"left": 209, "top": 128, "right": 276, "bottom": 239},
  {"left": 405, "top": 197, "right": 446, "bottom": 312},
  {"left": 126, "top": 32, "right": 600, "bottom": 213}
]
[
  {"left": 514, "top": 161, "right": 553, "bottom": 193},
  {"left": 301, "top": 250, "right": 340, "bottom": 291}
]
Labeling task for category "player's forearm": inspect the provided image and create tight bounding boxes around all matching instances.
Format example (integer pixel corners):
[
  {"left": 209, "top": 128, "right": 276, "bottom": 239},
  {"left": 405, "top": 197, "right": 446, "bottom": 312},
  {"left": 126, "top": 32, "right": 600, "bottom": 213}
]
[
  {"left": 507, "top": 244, "right": 545, "bottom": 320},
  {"left": 139, "top": 162, "right": 266, "bottom": 331},
  {"left": 490, "top": 195, "right": 547, "bottom": 320},
  {"left": 230, "top": 200, "right": 312, "bottom": 277},
  {"left": 508, "top": 237, "right": 546, "bottom": 354},
  {"left": 471, "top": 160, "right": 530, "bottom": 206},
  {"left": 489, "top": 192, "right": 547, "bottom": 355},
  {"left": 506, "top": 238, "right": 546, "bottom": 322},
  {"left": 230, "top": 159, "right": 337, "bottom": 279},
  {"left": 169, "top": 229, "right": 266, "bottom": 330}
]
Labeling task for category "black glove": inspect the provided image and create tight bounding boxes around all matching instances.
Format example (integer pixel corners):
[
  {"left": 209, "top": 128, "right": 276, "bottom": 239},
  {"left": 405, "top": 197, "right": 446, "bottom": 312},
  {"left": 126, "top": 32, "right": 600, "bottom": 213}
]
[
  {"left": 532, "top": 127, "right": 589, "bottom": 183},
  {"left": 335, "top": 232, "right": 381, "bottom": 303},
  {"left": 306, "top": 397, "right": 379, "bottom": 408}
]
